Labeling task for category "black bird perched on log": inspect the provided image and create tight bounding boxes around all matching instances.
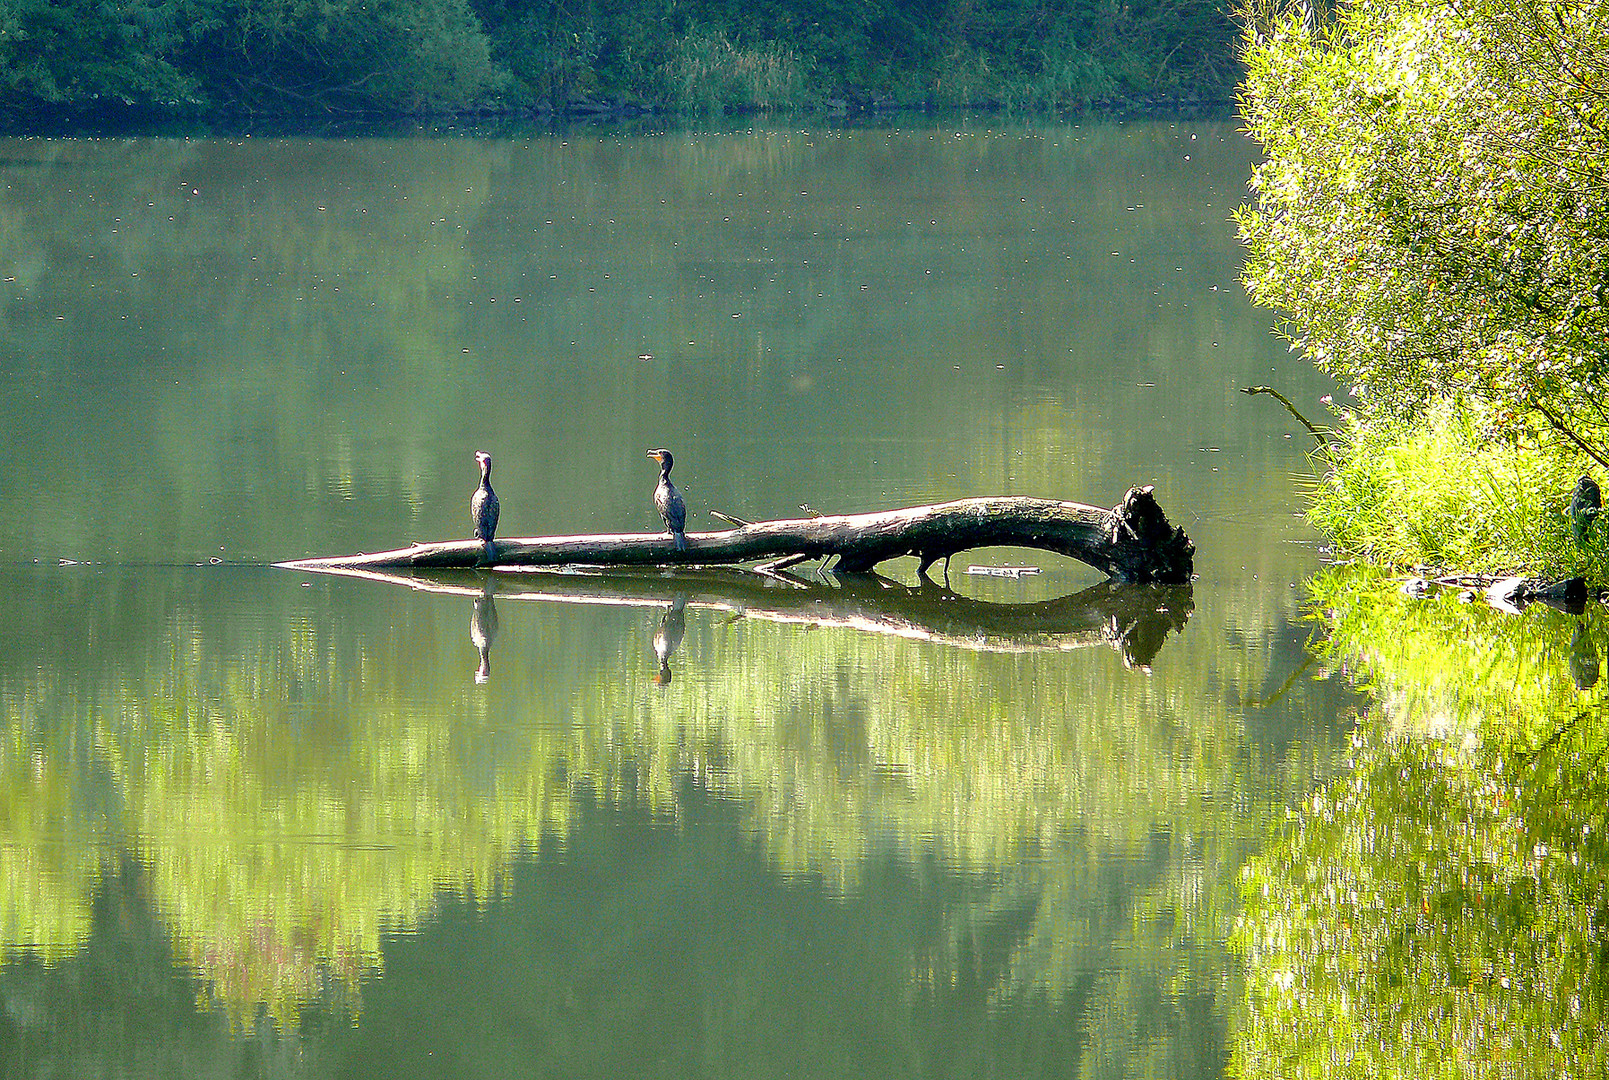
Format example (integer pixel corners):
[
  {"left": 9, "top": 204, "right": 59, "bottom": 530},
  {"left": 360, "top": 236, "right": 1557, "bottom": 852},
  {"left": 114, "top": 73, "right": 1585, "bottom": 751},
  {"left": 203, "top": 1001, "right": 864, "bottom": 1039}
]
[
  {"left": 647, "top": 448, "right": 687, "bottom": 550},
  {"left": 471, "top": 450, "right": 500, "bottom": 564},
  {"left": 1568, "top": 474, "right": 1600, "bottom": 547}
]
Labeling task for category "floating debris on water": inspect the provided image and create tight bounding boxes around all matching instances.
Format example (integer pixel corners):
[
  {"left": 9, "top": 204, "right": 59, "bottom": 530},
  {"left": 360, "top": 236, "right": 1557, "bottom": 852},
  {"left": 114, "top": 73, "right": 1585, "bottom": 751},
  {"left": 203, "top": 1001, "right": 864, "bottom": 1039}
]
[{"left": 965, "top": 565, "right": 1042, "bottom": 579}]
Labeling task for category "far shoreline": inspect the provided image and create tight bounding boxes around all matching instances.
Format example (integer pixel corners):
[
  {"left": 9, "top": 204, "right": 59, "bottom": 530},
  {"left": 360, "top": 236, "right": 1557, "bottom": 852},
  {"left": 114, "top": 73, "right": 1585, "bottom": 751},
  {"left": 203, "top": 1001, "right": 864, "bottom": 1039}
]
[{"left": 0, "top": 94, "right": 1237, "bottom": 140}]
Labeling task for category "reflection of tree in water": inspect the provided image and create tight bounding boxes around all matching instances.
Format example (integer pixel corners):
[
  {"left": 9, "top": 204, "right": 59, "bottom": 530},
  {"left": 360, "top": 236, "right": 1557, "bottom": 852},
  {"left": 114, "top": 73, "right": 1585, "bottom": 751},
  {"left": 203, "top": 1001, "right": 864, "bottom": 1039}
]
[
  {"left": 1237, "top": 568, "right": 1609, "bottom": 1078},
  {"left": 0, "top": 568, "right": 1338, "bottom": 1067},
  {"left": 0, "top": 857, "right": 353, "bottom": 1072}
]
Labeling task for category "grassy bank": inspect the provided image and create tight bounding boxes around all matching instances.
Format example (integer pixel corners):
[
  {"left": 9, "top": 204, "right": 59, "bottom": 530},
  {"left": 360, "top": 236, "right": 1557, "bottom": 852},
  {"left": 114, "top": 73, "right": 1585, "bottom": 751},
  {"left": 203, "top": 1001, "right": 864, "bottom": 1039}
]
[{"left": 1309, "top": 403, "right": 1609, "bottom": 581}]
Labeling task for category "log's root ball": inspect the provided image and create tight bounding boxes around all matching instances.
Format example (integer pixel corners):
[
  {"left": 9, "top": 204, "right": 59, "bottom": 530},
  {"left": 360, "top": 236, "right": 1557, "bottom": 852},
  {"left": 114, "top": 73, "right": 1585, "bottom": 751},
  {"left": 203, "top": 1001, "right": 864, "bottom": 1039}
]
[{"left": 1108, "top": 486, "right": 1194, "bottom": 585}]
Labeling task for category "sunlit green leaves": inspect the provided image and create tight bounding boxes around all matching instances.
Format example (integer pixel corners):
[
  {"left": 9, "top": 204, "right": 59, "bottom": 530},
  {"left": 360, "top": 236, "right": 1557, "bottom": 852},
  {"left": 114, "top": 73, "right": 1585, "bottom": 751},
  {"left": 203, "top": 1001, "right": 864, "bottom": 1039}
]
[
  {"left": 1305, "top": 400, "right": 1609, "bottom": 577},
  {"left": 1237, "top": 0, "right": 1609, "bottom": 459},
  {"left": 1235, "top": 568, "right": 1609, "bottom": 1079}
]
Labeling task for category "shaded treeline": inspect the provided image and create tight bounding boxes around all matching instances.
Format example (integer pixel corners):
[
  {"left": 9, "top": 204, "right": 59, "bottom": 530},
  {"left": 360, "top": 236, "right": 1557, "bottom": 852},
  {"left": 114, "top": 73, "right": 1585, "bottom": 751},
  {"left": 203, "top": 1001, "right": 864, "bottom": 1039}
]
[{"left": 0, "top": 0, "right": 1240, "bottom": 119}]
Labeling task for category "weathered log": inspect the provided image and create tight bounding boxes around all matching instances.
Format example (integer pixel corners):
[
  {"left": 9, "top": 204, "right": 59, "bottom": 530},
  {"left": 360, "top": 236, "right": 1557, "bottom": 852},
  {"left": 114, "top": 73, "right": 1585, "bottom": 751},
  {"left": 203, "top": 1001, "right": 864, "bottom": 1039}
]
[{"left": 276, "top": 485, "right": 1193, "bottom": 584}]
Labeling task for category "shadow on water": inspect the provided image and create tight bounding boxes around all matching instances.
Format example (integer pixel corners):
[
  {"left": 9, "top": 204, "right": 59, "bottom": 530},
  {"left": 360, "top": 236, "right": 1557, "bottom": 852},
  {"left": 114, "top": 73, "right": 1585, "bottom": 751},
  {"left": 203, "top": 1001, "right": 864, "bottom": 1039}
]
[{"left": 1235, "top": 565, "right": 1609, "bottom": 1079}]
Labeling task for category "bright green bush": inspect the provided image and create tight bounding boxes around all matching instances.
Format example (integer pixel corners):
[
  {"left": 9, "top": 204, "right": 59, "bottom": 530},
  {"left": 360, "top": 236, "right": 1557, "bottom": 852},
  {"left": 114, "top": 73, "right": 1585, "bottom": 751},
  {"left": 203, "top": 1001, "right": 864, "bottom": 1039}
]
[
  {"left": 1236, "top": 0, "right": 1609, "bottom": 463},
  {"left": 1308, "top": 401, "right": 1607, "bottom": 577}
]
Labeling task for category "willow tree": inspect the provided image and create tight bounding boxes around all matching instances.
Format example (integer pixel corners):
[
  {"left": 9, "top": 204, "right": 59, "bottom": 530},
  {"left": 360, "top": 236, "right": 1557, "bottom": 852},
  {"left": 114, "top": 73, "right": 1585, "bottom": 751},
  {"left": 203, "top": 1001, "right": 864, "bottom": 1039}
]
[{"left": 1236, "top": 0, "right": 1609, "bottom": 464}]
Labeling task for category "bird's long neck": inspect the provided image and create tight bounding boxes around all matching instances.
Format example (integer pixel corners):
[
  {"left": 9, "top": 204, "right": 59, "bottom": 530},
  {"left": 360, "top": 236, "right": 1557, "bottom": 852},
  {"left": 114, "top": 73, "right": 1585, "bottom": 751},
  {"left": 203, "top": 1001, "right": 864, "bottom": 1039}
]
[
  {"left": 480, "top": 460, "right": 493, "bottom": 487},
  {"left": 659, "top": 463, "right": 672, "bottom": 482}
]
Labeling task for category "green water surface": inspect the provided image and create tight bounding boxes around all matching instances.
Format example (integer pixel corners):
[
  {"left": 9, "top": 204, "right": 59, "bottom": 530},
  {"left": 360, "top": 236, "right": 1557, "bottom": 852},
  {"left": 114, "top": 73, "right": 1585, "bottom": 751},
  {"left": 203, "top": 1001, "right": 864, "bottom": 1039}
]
[{"left": 0, "top": 119, "right": 1351, "bottom": 1078}]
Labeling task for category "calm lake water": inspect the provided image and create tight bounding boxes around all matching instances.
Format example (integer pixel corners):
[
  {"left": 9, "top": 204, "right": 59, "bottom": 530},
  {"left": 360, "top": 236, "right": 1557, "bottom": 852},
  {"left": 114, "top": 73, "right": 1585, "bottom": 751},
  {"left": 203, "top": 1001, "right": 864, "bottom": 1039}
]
[{"left": 0, "top": 119, "right": 1353, "bottom": 1076}]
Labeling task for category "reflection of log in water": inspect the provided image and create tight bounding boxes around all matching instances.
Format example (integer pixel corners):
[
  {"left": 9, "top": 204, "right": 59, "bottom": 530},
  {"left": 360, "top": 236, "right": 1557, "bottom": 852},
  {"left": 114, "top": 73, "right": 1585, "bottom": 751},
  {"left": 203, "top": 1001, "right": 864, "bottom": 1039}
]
[
  {"left": 277, "top": 487, "right": 1194, "bottom": 584},
  {"left": 294, "top": 565, "right": 1194, "bottom": 669}
]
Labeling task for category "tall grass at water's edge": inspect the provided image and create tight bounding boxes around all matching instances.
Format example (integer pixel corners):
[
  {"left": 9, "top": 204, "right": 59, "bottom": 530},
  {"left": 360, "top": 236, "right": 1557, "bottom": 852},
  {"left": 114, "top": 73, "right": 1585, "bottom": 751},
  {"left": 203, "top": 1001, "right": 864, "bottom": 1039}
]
[
  {"left": 1307, "top": 402, "right": 1609, "bottom": 582},
  {"left": 662, "top": 30, "right": 811, "bottom": 114}
]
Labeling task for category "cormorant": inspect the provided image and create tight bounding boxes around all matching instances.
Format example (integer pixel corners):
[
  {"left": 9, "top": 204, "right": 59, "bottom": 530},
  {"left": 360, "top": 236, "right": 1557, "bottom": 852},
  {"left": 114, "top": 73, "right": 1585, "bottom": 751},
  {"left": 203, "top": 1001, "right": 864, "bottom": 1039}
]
[
  {"left": 472, "top": 450, "right": 500, "bottom": 565},
  {"left": 647, "top": 448, "right": 687, "bottom": 550}
]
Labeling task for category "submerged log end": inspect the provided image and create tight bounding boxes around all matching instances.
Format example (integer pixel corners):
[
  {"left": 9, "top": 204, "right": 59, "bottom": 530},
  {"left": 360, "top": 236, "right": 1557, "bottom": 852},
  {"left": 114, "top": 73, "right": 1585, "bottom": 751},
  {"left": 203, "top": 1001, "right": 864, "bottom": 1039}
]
[{"left": 1105, "top": 486, "right": 1194, "bottom": 585}]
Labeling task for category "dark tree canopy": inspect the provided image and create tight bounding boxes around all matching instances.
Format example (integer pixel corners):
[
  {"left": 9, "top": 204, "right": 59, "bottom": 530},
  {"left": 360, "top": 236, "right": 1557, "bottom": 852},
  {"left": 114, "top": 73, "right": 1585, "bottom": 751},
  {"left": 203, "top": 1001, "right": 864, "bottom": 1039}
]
[{"left": 0, "top": 0, "right": 1242, "bottom": 118}]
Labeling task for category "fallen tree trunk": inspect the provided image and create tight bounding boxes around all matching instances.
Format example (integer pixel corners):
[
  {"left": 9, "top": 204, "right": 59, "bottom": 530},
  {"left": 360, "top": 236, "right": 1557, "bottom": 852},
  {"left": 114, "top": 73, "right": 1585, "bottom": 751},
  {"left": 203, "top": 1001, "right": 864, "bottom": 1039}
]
[{"left": 277, "top": 486, "right": 1193, "bottom": 584}]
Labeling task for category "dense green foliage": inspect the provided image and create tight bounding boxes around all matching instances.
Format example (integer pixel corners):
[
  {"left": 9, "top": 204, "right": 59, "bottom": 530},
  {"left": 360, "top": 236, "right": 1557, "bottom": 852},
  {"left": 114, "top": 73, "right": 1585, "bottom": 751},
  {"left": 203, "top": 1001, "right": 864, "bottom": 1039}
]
[
  {"left": 0, "top": 0, "right": 1242, "bottom": 117},
  {"left": 1235, "top": 8, "right": 1609, "bottom": 1063},
  {"left": 1238, "top": 0, "right": 1609, "bottom": 449},
  {"left": 1235, "top": 568, "right": 1609, "bottom": 1078},
  {"left": 1307, "top": 401, "right": 1609, "bottom": 577},
  {"left": 1237, "top": 0, "right": 1609, "bottom": 570}
]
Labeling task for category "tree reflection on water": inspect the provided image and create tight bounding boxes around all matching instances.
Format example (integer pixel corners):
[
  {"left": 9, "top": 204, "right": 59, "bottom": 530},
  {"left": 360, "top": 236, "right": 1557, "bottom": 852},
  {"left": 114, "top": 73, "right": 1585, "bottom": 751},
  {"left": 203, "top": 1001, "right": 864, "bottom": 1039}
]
[
  {"left": 1236, "top": 567, "right": 1609, "bottom": 1079},
  {"left": 0, "top": 562, "right": 1339, "bottom": 1076}
]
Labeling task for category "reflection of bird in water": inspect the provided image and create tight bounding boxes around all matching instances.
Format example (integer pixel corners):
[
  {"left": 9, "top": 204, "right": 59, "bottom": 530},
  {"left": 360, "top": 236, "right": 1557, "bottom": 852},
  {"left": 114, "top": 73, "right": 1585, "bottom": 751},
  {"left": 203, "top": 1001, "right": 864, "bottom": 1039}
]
[
  {"left": 652, "top": 596, "right": 687, "bottom": 686},
  {"left": 1568, "top": 475, "right": 1601, "bottom": 547},
  {"left": 472, "top": 450, "right": 500, "bottom": 565},
  {"left": 647, "top": 448, "right": 687, "bottom": 550},
  {"left": 471, "top": 579, "right": 500, "bottom": 683},
  {"left": 1569, "top": 619, "right": 1600, "bottom": 691}
]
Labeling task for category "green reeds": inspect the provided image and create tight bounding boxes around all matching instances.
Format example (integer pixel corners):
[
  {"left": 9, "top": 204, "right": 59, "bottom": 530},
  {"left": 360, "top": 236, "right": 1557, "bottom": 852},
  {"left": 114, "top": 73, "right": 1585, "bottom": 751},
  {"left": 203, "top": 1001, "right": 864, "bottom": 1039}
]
[
  {"left": 1309, "top": 400, "right": 1609, "bottom": 580},
  {"left": 662, "top": 29, "right": 810, "bottom": 114}
]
